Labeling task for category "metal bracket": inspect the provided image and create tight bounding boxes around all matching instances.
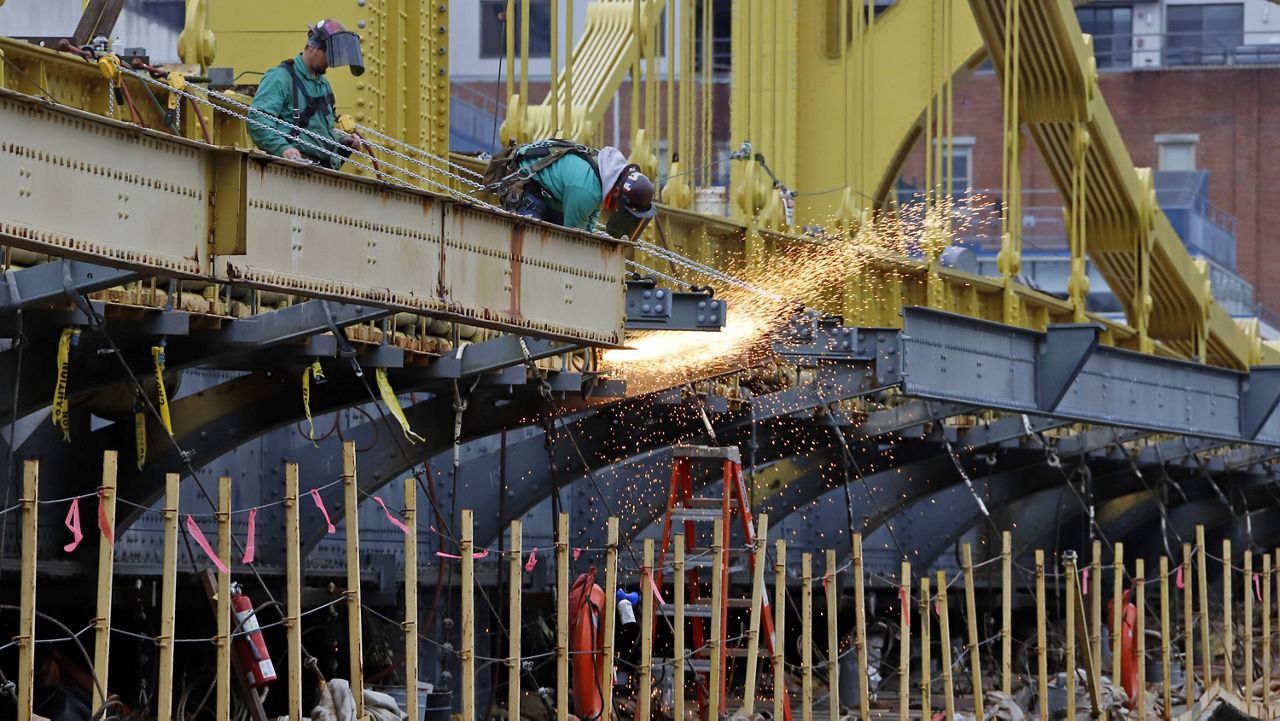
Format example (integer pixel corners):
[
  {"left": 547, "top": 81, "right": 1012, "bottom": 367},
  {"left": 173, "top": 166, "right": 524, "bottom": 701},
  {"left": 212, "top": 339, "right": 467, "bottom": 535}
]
[
  {"left": 772, "top": 312, "right": 899, "bottom": 386},
  {"left": 1036, "top": 323, "right": 1101, "bottom": 411},
  {"left": 1241, "top": 366, "right": 1280, "bottom": 440},
  {"left": 426, "top": 335, "right": 576, "bottom": 379},
  {"left": 0, "top": 259, "right": 141, "bottom": 313},
  {"left": 624, "top": 277, "right": 727, "bottom": 331}
]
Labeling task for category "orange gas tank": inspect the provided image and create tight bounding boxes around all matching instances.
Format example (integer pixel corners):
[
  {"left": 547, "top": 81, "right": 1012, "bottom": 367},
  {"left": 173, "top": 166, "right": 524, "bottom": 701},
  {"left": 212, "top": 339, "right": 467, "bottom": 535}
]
[{"left": 569, "top": 569, "right": 607, "bottom": 720}]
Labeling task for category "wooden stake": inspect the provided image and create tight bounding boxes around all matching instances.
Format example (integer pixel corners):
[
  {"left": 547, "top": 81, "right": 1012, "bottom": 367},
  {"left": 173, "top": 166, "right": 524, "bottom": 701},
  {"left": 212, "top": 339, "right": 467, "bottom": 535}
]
[
  {"left": 937, "top": 571, "right": 956, "bottom": 721},
  {"left": 1092, "top": 541, "right": 1103, "bottom": 678},
  {"left": 404, "top": 478, "right": 418, "bottom": 721},
  {"left": 285, "top": 465, "right": 303, "bottom": 721},
  {"left": 639, "top": 537, "right": 656, "bottom": 721},
  {"left": 601, "top": 518, "right": 620, "bottom": 721},
  {"left": 1197, "top": 526, "right": 1211, "bottom": 686},
  {"left": 743, "top": 515, "right": 770, "bottom": 716},
  {"left": 16, "top": 461, "right": 38, "bottom": 721},
  {"left": 1183, "top": 543, "right": 1195, "bottom": 696},
  {"left": 1245, "top": 551, "right": 1254, "bottom": 712},
  {"left": 920, "top": 576, "right": 932, "bottom": 717},
  {"left": 1112, "top": 542, "right": 1124, "bottom": 686},
  {"left": 1265, "top": 553, "right": 1273, "bottom": 718},
  {"left": 676, "top": 537, "right": 687, "bottom": 721},
  {"left": 1002, "top": 530, "right": 1013, "bottom": 696},
  {"left": 854, "top": 533, "right": 870, "bottom": 721},
  {"left": 92, "top": 450, "right": 118, "bottom": 712},
  {"left": 802, "top": 552, "right": 813, "bottom": 721},
  {"left": 461, "top": 509, "right": 475, "bottom": 721},
  {"left": 157, "top": 473, "right": 180, "bottom": 721},
  {"left": 1035, "top": 550, "right": 1048, "bottom": 721},
  {"left": 1160, "top": 557, "right": 1172, "bottom": 721},
  {"left": 827, "top": 548, "right": 842, "bottom": 721},
  {"left": 707, "top": 522, "right": 725, "bottom": 721},
  {"left": 773, "top": 539, "right": 786, "bottom": 721},
  {"left": 961, "top": 544, "right": 984, "bottom": 721},
  {"left": 216, "top": 476, "right": 232, "bottom": 721},
  {"left": 1223, "top": 538, "right": 1233, "bottom": 691},
  {"left": 1136, "top": 559, "right": 1146, "bottom": 721},
  {"left": 1066, "top": 553, "right": 1078, "bottom": 721},
  {"left": 507, "top": 520, "right": 523, "bottom": 721},
  {"left": 343, "top": 442, "right": 366, "bottom": 720},
  {"left": 557, "top": 512, "right": 569, "bottom": 721},
  {"left": 900, "top": 561, "right": 912, "bottom": 721}
]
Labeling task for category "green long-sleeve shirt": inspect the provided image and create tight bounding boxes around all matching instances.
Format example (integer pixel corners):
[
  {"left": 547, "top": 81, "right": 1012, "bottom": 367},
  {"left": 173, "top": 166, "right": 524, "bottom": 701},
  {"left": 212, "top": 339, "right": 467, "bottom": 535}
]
[
  {"left": 248, "top": 55, "right": 345, "bottom": 170},
  {"left": 518, "top": 149, "right": 603, "bottom": 231}
]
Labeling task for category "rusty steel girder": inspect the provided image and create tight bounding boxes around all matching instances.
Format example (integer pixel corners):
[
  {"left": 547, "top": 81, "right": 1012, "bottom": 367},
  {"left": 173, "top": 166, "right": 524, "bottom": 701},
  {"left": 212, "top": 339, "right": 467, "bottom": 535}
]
[{"left": 0, "top": 88, "right": 627, "bottom": 346}]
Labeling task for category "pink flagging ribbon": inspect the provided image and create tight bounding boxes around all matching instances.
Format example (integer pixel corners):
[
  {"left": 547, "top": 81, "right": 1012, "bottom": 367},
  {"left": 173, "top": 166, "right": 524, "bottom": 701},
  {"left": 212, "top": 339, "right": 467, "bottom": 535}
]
[
  {"left": 310, "top": 488, "right": 335, "bottom": 534},
  {"left": 1176, "top": 564, "right": 1185, "bottom": 589},
  {"left": 242, "top": 508, "right": 256, "bottom": 564},
  {"left": 374, "top": 497, "right": 410, "bottom": 535},
  {"left": 63, "top": 497, "right": 83, "bottom": 553},
  {"left": 573, "top": 547, "right": 582, "bottom": 561},
  {"left": 524, "top": 548, "right": 539, "bottom": 572},
  {"left": 899, "top": 588, "right": 910, "bottom": 628},
  {"left": 186, "top": 515, "right": 230, "bottom": 574},
  {"left": 1255, "top": 573, "right": 1263, "bottom": 603},
  {"left": 648, "top": 574, "right": 667, "bottom": 606},
  {"left": 1082, "top": 567, "right": 1090, "bottom": 594},
  {"left": 435, "top": 548, "right": 490, "bottom": 560},
  {"left": 934, "top": 600, "right": 941, "bottom": 617},
  {"left": 98, "top": 489, "right": 114, "bottom": 547}
]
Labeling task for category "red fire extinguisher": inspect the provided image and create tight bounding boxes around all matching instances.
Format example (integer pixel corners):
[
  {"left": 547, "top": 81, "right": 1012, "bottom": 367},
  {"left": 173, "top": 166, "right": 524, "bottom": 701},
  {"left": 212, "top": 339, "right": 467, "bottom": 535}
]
[{"left": 231, "top": 583, "right": 278, "bottom": 688}]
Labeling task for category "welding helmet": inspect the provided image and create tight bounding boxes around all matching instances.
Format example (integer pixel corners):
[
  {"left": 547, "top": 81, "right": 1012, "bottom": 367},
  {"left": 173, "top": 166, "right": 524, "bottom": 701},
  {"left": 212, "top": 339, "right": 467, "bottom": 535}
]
[
  {"left": 603, "top": 166, "right": 657, "bottom": 239},
  {"left": 308, "top": 19, "right": 365, "bottom": 76}
]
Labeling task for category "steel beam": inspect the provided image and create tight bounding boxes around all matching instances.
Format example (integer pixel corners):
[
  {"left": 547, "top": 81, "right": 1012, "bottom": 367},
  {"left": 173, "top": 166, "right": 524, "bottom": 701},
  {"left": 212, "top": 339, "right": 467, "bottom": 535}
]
[
  {"left": 0, "top": 88, "right": 627, "bottom": 346},
  {"left": 624, "top": 278, "right": 726, "bottom": 331},
  {"left": 900, "top": 307, "right": 1280, "bottom": 445},
  {"left": 0, "top": 259, "right": 141, "bottom": 311}
]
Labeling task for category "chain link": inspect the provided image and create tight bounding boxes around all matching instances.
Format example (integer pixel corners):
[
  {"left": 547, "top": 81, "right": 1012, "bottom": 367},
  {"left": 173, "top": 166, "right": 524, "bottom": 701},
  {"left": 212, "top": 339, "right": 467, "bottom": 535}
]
[{"left": 107, "top": 78, "right": 115, "bottom": 119}]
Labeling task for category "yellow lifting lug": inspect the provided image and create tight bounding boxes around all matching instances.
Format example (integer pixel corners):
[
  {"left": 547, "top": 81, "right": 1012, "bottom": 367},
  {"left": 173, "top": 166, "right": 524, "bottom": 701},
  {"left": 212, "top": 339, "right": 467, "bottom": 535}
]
[
  {"left": 98, "top": 54, "right": 122, "bottom": 83},
  {"left": 166, "top": 71, "right": 186, "bottom": 110},
  {"left": 337, "top": 114, "right": 358, "bottom": 134}
]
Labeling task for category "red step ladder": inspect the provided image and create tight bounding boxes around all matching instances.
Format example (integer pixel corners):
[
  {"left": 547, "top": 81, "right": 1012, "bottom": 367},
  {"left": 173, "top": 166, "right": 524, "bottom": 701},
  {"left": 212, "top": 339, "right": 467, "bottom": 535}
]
[{"left": 655, "top": 445, "right": 793, "bottom": 721}]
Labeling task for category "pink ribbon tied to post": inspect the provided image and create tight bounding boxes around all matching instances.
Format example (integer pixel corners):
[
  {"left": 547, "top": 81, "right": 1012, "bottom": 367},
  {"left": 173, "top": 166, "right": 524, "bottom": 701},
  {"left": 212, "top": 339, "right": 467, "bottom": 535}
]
[
  {"left": 98, "top": 488, "right": 114, "bottom": 547},
  {"left": 63, "top": 497, "right": 83, "bottom": 553},
  {"left": 242, "top": 508, "right": 256, "bottom": 564},
  {"left": 374, "top": 496, "right": 410, "bottom": 535},
  {"left": 1176, "top": 563, "right": 1185, "bottom": 589},
  {"left": 524, "top": 548, "right": 539, "bottom": 572},
  {"left": 310, "top": 488, "right": 335, "bottom": 534},
  {"left": 1082, "top": 567, "right": 1090, "bottom": 594},
  {"left": 186, "top": 515, "right": 230, "bottom": 574},
  {"left": 899, "top": 587, "right": 910, "bottom": 628},
  {"left": 1255, "top": 573, "right": 1263, "bottom": 603},
  {"left": 435, "top": 548, "right": 490, "bottom": 560}
]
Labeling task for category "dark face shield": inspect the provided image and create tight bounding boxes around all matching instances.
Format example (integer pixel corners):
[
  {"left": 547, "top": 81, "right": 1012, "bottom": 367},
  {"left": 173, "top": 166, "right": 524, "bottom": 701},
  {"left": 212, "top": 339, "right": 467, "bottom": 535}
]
[
  {"left": 603, "top": 210, "right": 652, "bottom": 241},
  {"left": 323, "top": 31, "right": 365, "bottom": 76}
]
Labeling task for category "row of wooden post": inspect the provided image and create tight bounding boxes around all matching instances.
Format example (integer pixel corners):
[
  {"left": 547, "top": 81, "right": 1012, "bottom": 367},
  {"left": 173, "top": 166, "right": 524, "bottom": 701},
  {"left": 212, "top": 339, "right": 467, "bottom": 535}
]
[{"left": 11, "top": 450, "right": 1280, "bottom": 721}]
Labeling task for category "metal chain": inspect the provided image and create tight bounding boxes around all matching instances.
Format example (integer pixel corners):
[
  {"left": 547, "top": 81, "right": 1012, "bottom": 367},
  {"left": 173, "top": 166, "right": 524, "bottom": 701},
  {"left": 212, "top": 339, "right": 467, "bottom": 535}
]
[
  {"left": 354, "top": 122, "right": 484, "bottom": 180},
  {"left": 117, "top": 65, "right": 500, "bottom": 209},
  {"left": 354, "top": 133, "right": 487, "bottom": 191},
  {"left": 107, "top": 77, "right": 115, "bottom": 119}
]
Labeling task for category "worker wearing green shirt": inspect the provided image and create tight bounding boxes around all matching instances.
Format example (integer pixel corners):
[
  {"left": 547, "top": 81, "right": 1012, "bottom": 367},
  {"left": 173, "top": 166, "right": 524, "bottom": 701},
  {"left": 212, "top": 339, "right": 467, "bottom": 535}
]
[
  {"left": 487, "top": 140, "right": 657, "bottom": 239},
  {"left": 248, "top": 19, "right": 365, "bottom": 169}
]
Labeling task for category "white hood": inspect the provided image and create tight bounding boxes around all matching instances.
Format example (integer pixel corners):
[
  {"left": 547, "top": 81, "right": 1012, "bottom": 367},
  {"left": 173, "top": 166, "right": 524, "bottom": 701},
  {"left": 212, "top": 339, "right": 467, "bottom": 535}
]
[{"left": 597, "top": 146, "right": 630, "bottom": 199}]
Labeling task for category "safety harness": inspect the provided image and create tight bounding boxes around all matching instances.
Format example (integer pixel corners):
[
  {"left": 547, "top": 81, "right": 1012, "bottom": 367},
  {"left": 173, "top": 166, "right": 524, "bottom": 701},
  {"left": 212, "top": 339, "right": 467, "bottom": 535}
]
[
  {"left": 483, "top": 140, "right": 602, "bottom": 209},
  {"left": 277, "top": 60, "right": 337, "bottom": 142}
]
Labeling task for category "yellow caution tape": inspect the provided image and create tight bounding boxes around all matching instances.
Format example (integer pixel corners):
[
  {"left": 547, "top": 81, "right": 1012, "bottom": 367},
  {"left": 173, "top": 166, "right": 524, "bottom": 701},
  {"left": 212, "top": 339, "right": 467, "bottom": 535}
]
[
  {"left": 52, "top": 327, "right": 79, "bottom": 443},
  {"left": 151, "top": 346, "right": 173, "bottom": 434},
  {"left": 302, "top": 361, "right": 324, "bottom": 446},
  {"left": 375, "top": 368, "right": 425, "bottom": 443},
  {"left": 135, "top": 411, "right": 146, "bottom": 470}
]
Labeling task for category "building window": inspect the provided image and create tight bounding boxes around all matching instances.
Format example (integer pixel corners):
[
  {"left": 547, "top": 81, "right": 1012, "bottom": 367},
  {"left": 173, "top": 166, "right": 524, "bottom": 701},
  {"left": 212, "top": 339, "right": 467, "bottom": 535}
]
[
  {"left": 1156, "top": 133, "right": 1199, "bottom": 171},
  {"left": 1077, "top": 5, "right": 1132, "bottom": 69},
  {"left": 1165, "top": 4, "right": 1244, "bottom": 66},
  {"left": 480, "top": 0, "right": 552, "bottom": 59},
  {"left": 932, "top": 137, "right": 974, "bottom": 197}
]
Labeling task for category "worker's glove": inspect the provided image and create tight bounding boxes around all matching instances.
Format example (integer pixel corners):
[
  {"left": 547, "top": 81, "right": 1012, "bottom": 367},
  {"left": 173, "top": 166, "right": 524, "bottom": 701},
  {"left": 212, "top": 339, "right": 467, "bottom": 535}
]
[{"left": 282, "top": 147, "right": 305, "bottom": 161}]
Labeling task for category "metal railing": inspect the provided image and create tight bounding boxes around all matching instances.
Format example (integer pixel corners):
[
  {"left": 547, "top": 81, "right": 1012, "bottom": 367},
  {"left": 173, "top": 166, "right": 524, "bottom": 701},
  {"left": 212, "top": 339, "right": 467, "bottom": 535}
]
[{"left": 1083, "top": 29, "right": 1280, "bottom": 70}]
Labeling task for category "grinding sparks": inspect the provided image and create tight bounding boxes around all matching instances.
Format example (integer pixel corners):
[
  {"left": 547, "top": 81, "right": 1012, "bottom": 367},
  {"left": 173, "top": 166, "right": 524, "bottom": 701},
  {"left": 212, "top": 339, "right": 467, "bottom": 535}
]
[{"left": 606, "top": 194, "right": 990, "bottom": 392}]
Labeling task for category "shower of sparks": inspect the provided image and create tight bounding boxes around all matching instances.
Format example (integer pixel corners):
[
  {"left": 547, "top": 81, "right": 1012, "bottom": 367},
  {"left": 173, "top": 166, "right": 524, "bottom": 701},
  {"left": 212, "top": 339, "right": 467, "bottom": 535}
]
[{"left": 606, "top": 193, "right": 991, "bottom": 393}]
